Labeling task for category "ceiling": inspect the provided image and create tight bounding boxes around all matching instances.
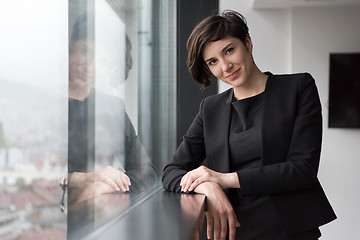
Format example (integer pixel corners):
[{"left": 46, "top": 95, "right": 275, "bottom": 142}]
[{"left": 253, "top": 0, "right": 360, "bottom": 9}]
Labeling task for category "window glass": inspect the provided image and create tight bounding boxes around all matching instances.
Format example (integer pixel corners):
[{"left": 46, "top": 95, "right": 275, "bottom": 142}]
[
  {"left": 0, "top": 0, "right": 176, "bottom": 239},
  {"left": 0, "top": 1, "right": 68, "bottom": 239}
]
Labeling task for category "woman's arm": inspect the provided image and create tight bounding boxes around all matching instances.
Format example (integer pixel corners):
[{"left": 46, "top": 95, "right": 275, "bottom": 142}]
[
  {"left": 69, "top": 166, "right": 131, "bottom": 192},
  {"left": 193, "top": 182, "right": 240, "bottom": 240},
  {"left": 180, "top": 165, "right": 239, "bottom": 192}
]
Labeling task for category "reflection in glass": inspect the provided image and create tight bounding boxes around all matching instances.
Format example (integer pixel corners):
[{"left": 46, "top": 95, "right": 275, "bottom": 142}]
[
  {"left": 0, "top": 0, "right": 175, "bottom": 238},
  {"left": 180, "top": 194, "right": 206, "bottom": 240},
  {"left": 67, "top": 0, "right": 162, "bottom": 238}
]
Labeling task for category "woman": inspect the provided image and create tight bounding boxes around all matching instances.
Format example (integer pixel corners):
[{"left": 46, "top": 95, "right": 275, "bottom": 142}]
[
  {"left": 162, "top": 10, "right": 336, "bottom": 240},
  {"left": 68, "top": 14, "right": 156, "bottom": 201}
]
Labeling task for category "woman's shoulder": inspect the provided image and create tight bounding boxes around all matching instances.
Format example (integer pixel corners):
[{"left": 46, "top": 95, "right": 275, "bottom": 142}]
[
  {"left": 203, "top": 88, "right": 232, "bottom": 105},
  {"left": 269, "top": 72, "right": 315, "bottom": 83},
  {"left": 267, "top": 72, "right": 316, "bottom": 91}
]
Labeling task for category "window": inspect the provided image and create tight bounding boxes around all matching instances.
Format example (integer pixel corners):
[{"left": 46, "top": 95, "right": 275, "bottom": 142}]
[{"left": 0, "top": 0, "right": 176, "bottom": 239}]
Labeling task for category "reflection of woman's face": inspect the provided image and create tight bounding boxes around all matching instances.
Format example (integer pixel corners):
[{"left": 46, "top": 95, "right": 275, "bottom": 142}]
[
  {"left": 69, "top": 40, "right": 95, "bottom": 88},
  {"left": 69, "top": 39, "right": 120, "bottom": 89}
]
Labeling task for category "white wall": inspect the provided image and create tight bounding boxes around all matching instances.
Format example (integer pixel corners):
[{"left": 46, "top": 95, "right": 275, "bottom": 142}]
[
  {"left": 292, "top": 6, "right": 360, "bottom": 240},
  {"left": 220, "top": 1, "right": 360, "bottom": 239}
]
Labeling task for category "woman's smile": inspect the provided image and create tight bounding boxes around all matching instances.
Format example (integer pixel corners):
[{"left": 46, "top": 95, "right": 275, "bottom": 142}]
[
  {"left": 203, "top": 36, "right": 254, "bottom": 89},
  {"left": 226, "top": 68, "right": 240, "bottom": 80}
]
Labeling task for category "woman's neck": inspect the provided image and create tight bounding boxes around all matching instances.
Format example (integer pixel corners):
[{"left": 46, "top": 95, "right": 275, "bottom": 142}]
[{"left": 68, "top": 85, "right": 90, "bottom": 101}]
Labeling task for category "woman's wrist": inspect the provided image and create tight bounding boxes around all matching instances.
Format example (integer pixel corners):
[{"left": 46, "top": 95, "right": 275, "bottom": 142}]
[
  {"left": 193, "top": 181, "right": 220, "bottom": 196},
  {"left": 69, "top": 172, "right": 93, "bottom": 187},
  {"left": 220, "top": 172, "right": 240, "bottom": 189}
]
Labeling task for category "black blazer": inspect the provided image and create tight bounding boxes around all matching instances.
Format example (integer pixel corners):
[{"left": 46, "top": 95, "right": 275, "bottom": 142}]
[{"left": 163, "top": 72, "right": 336, "bottom": 236}]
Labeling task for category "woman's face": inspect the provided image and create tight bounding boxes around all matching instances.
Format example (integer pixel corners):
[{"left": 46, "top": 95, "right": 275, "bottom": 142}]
[
  {"left": 202, "top": 36, "right": 254, "bottom": 89},
  {"left": 69, "top": 39, "right": 125, "bottom": 91},
  {"left": 69, "top": 39, "right": 95, "bottom": 88}
]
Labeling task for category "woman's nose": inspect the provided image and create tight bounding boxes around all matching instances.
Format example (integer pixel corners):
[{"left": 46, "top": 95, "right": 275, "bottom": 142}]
[{"left": 220, "top": 59, "right": 232, "bottom": 72}]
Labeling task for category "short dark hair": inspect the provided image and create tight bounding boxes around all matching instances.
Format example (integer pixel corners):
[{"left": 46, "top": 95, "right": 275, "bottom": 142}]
[
  {"left": 70, "top": 14, "right": 133, "bottom": 82},
  {"left": 186, "top": 10, "right": 249, "bottom": 88},
  {"left": 70, "top": 14, "right": 94, "bottom": 42}
]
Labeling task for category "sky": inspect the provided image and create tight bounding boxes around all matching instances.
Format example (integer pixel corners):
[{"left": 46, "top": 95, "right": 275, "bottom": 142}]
[{"left": 0, "top": 0, "right": 68, "bottom": 93}]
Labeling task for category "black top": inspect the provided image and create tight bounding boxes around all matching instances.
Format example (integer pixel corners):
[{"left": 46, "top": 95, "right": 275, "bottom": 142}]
[
  {"left": 229, "top": 92, "right": 264, "bottom": 169},
  {"left": 68, "top": 89, "right": 157, "bottom": 192},
  {"left": 68, "top": 96, "right": 93, "bottom": 173},
  {"left": 228, "top": 92, "right": 283, "bottom": 239}
]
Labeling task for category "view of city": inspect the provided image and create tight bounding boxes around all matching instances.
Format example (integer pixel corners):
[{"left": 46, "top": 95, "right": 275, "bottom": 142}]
[{"left": 0, "top": 80, "right": 67, "bottom": 239}]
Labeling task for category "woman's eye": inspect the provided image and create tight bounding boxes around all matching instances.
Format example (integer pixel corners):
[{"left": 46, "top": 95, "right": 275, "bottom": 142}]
[
  {"left": 208, "top": 60, "right": 217, "bottom": 66},
  {"left": 226, "top": 48, "right": 234, "bottom": 54}
]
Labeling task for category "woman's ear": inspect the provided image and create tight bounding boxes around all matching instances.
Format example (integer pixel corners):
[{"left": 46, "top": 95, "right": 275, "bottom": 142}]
[{"left": 245, "top": 35, "right": 253, "bottom": 53}]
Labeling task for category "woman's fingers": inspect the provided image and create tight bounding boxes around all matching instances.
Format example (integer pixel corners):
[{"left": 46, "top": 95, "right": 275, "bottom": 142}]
[
  {"left": 188, "top": 176, "right": 206, "bottom": 192},
  {"left": 96, "top": 166, "right": 131, "bottom": 192},
  {"left": 114, "top": 172, "right": 131, "bottom": 192},
  {"left": 183, "top": 178, "right": 194, "bottom": 192},
  {"left": 206, "top": 213, "right": 214, "bottom": 240},
  {"left": 93, "top": 181, "right": 115, "bottom": 196},
  {"left": 115, "top": 178, "right": 127, "bottom": 191},
  {"left": 102, "top": 175, "right": 121, "bottom": 191},
  {"left": 209, "top": 214, "right": 238, "bottom": 240},
  {"left": 204, "top": 210, "right": 240, "bottom": 240},
  {"left": 180, "top": 166, "right": 208, "bottom": 192},
  {"left": 213, "top": 217, "right": 221, "bottom": 240},
  {"left": 227, "top": 213, "right": 239, "bottom": 240},
  {"left": 220, "top": 215, "right": 228, "bottom": 240},
  {"left": 180, "top": 166, "right": 225, "bottom": 192},
  {"left": 180, "top": 173, "right": 196, "bottom": 192}
]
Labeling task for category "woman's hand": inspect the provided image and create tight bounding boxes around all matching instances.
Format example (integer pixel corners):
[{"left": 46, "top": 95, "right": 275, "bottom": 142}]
[
  {"left": 194, "top": 182, "right": 240, "bottom": 240},
  {"left": 180, "top": 166, "right": 239, "bottom": 192},
  {"left": 94, "top": 166, "right": 131, "bottom": 192},
  {"left": 75, "top": 181, "right": 114, "bottom": 202},
  {"left": 69, "top": 166, "right": 131, "bottom": 192}
]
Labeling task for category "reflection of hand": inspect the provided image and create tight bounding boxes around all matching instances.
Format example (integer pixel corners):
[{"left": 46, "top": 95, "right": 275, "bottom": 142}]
[
  {"left": 75, "top": 181, "right": 131, "bottom": 209},
  {"left": 69, "top": 166, "right": 131, "bottom": 191},
  {"left": 76, "top": 181, "right": 113, "bottom": 203},
  {"left": 180, "top": 194, "right": 205, "bottom": 240},
  {"left": 95, "top": 166, "right": 131, "bottom": 192},
  {"left": 180, "top": 194, "right": 202, "bottom": 217},
  {"left": 68, "top": 166, "right": 131, "bottom": 203},
  {"left": 194, "top": 182, "right": 240, "bottom": 240},
  {"left": 94, "top": 191, "right": 131, "bottom": 221},
  {"left": 95, "top": 190, "right": 130, "bottom": 207},
  {"left": 180, "top": 166, "right": 239, "bottom": 192}
]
